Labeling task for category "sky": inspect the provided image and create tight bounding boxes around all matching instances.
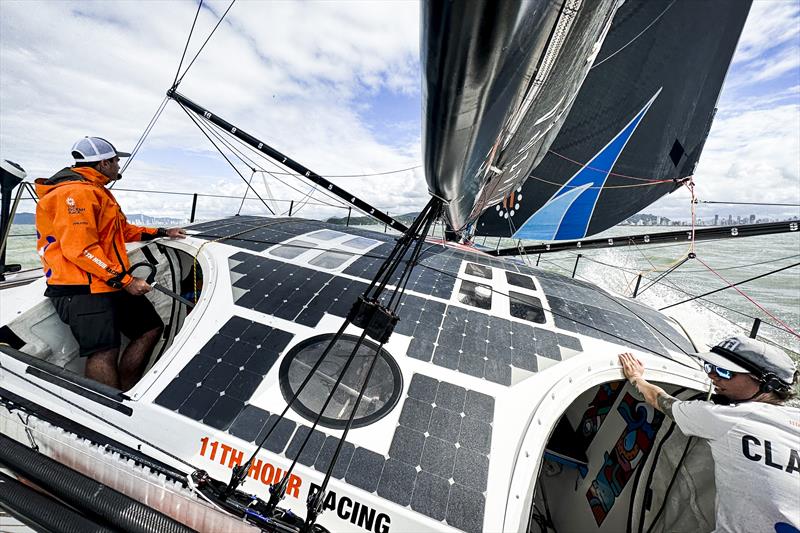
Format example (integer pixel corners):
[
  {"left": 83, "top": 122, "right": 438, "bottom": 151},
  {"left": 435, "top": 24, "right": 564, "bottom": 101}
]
[{"left": 0, "top": 0, "right": 798, "bottom": 226}]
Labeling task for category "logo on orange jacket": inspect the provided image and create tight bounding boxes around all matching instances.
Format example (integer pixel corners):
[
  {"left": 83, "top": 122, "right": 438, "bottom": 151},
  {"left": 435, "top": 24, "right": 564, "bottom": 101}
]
[{"left": 66, "top": 196, "right": 85, "bottom": 215}]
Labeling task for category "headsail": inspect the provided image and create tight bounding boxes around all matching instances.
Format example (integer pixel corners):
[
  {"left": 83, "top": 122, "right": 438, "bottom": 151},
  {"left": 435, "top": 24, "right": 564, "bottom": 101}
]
[
  {"left": 421, "top": 0, "right": 620, "bottom": 232},
  {"left": 475, "top": 0, "right": 752, "bottom": 240}
]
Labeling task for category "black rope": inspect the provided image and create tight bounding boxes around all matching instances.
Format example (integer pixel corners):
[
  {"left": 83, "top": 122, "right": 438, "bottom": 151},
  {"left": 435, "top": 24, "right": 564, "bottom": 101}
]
[
  {"left": 488, "top": 211, "right": 692, "bottom": 361},
  {"left": 574, "top": 251, "right": 800, "bottom": 274},
  {"left": 118, "top": 96, "right": 170, "bottom": 177},
  {"left": 549, "top": 252, "right": 797, "bottom": 343},
  {"left": 225, "top": 317, "right": 350, "bottom": 495},
  {"left": 659, "top": 262, "right": 800, "bottom": 311},
  {"left": 191, "top": 111, "right": 345, "bottom": 210},
  {"left": 226, "top": 202, "right": 438, "bottom": 501},
  {"left": 305, "top": 203, "right": 439, "bottom": 532},
  {"left": 172, "top": 0, "right": 204, "bottom": 88},
  {"left": 177, "top": 102, "right": 275, "bottom": 214},
  {"left": 236, "top": 171, "right": 257, "bottom": 215},
  {"left": 635, "top": 255, "right": 691, "bottom": 297},
  {"left": 174, "top": 0, "right": 237, "bottom": 86}
]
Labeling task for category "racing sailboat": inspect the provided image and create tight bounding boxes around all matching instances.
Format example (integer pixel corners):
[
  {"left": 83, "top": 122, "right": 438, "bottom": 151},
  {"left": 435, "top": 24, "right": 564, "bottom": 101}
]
[{"left": 0, "top": 1, "right": 763, "bottom": 532}]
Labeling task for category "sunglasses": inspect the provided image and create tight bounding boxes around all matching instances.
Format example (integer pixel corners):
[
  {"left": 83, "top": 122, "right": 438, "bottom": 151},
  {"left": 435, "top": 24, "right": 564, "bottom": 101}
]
[{"left": 703, "top": 362, "right": 735, "bottom": 380}]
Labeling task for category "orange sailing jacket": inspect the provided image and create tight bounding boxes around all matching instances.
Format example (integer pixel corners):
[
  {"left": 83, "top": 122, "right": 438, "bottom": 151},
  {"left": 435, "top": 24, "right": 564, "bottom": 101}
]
[{"left": 35, "top": 167, "right": 161, "bottom": 295}]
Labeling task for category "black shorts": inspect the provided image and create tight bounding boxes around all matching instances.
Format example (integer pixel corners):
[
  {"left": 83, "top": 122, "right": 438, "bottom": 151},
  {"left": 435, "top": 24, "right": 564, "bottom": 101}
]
[{"left": 51, "top": 292, "right": 163, "bottom": 357}]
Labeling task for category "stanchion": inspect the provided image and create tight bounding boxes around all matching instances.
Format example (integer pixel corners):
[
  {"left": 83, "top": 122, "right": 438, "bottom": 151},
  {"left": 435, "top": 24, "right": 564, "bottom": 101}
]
[{"left": 572, "top": 254, "right": 582, "bottom": 278}]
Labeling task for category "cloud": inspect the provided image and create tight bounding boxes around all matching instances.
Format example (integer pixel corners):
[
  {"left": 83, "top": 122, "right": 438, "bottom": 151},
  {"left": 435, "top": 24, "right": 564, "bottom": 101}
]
[
  {"left": 730, "top": 1, "right": 800, "bottom": 65},
  {"left": 0, "top": 0, "right": 424, "bottom": 220},
  {"left": 1, "top": 0, "right": 797, "bottom": 227}
]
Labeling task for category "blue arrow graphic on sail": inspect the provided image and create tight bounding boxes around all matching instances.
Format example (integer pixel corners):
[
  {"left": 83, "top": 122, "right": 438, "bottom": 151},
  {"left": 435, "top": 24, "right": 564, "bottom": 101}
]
[{"left": 514, "top": 89, "right": 661, "bottom": 241}]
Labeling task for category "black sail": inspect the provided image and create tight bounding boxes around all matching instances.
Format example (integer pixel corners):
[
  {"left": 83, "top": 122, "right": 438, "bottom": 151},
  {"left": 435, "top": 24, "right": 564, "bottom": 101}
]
[
  {"left": 421, "top": 0, "right": 619, "bottom": 233},
  {"left": 474, "top": 0, "right": 752, "bottom": 240}
]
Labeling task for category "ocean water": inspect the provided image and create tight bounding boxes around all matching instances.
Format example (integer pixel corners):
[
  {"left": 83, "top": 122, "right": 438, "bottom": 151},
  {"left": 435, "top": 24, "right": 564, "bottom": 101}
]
[{"left": 6, "top": 221, "right": 798, "bottom": 360}]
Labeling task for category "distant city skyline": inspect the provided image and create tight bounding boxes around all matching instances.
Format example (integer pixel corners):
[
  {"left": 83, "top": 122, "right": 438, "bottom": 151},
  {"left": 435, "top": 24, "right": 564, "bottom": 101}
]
[{"left": 621, "top": 212, "right": 799, "bottom": 226}]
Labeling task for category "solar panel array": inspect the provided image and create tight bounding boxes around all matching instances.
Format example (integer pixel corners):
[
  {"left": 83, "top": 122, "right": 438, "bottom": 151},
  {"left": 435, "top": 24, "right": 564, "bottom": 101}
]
[
  {"left": 156, "top": 317, "right": 492, "bottom": 533},
  {"left": 535, "top": 273, "right": 693, "bottom": 356},
  {"left": 155, "top": 317, "right": 293, "bottom": 429},
  {"left": 188, "top": 216, "right": 395, "bottom": 253},
  {"left": 158, "top": 216, "right": 700, "bottom": 532},
  {"left": 404, "top": 302, "right": 582, "bottom": 385}
]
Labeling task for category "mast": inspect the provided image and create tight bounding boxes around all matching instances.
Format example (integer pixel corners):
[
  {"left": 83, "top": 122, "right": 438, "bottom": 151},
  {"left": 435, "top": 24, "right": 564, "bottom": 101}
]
[{"left": 167, "top": 89, "right": 409, "bottom": 233}]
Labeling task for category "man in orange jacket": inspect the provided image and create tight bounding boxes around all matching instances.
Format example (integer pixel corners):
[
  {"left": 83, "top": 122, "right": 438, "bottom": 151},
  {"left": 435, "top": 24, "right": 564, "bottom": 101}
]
[{"left": 35, "top": 137, "right": 186, "bottom": 390}]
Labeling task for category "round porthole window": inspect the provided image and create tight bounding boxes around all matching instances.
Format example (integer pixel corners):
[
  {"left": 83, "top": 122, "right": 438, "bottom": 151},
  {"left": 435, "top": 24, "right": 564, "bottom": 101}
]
[{"left": 278, "top": 334, "right": 403, "bottom": 429}]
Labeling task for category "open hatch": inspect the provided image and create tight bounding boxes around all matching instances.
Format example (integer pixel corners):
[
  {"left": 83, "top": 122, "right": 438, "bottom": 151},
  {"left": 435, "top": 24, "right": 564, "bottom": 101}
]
[{"left": 529, "top": 380, "right": 716, "bottom": 533}]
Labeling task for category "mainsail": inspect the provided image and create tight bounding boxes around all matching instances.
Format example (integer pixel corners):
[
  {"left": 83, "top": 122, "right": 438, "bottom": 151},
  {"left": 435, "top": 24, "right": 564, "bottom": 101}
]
[{"left": 474, "top": 0, "right": 752, "bottom": 240}]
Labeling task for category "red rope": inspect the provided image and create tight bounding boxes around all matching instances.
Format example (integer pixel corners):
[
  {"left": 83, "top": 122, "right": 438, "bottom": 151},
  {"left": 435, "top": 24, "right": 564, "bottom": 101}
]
[
  {"left": 547, "top": 149, "right": 675, "bottom": 183},
  {"left": 694, "top": 256, "right": 800, "bottom": 339}
]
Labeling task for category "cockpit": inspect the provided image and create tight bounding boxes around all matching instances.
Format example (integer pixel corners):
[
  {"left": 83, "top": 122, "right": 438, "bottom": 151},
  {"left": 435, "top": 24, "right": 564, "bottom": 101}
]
[{"left": 0, "top": 240, "right": 202, "bottom": 389}]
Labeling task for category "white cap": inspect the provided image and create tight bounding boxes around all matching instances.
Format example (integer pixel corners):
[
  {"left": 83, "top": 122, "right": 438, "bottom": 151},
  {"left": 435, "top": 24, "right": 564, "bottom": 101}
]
[{"left": 71, "top": 137, "right": 131, "bottom": 163}]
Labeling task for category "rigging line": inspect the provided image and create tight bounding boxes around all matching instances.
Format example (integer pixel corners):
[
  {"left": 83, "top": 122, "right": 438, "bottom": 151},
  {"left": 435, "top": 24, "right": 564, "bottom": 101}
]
[
  {"left": 532, "top": 255, "right": 798, "bottom": 354},
  {"left": 545, "top": 148, "right": 679, "bottom": 182},
  {"left": 193, "top": 113, "right": 347, "bottom": 210},
  {"left": 529, "top": 256, "right": 690, "bottom": 361},
  {"left": 387, "top": 205, "right": 439, "bottom": 311},
  {"left": 694, "top": 256, "right": 800, "bottom": 339},
  {"left": 262, "top": 204, "right": 439, "bottom": 508},
  {"left": 527, "top": 173, "right": 673, "bottom": 190},
  {"left": 590, "top": 0, "right": 677, "bottom": 70},
  {"left": 661, "top": 261, "right": 800, "bottom": 310},
  {"left": 612, "top": 255, "right": 794, "bottom": 337},
  {"left": 0, "top": 365, "right": 200, "bottom": 473},
  {"left": 280, "top": 164, "right": 421, "bottom": 178},
  {"left": 175, "top": 0, "right": 237, "bottom": 86},
  {"left": 201, "top": 125, "right": 346, "bottom": 212},
  {"left": 230, "top": 318, "right": 353, "bottom": 498},
  {"left": 310, "top": 208, "right": 439, "bottom": 530},
  {"left": 635, "top": 255, "right": 691, "bottom": 298},
  {"left": 502, "top": 214, "right": 694, "bottom": 360},
  {"left": 687, "top": 178, "right": 697, "bottom": 256},
  {"left": 287, "top": 180, "right": 320, "bottom": 217},
  {"left": 119, "top": 96, "right": 169, "bottom": 177},
  {"left": 172, "top": 0, "right": 204, "bottom": 88},
  {"left": 178, "top": 102, "right": 275, "bottom": 215},
  {"left": 699, "top": 200, "right": 800, "bottom": 207},
  {"left": 236, "top": 170, "right": 257, "bottom": 215},
  {"left": 184, "top": 106, "right": 411, "bottom": 222},
  {"left": 667, "top": 257, "right": 800, "bottom": 332},
  {"left": 625, "top": 235, "right": 690, "bottom": 296},
  {"left": 568, "top": 250, "right": 800, "bottom": 274}
]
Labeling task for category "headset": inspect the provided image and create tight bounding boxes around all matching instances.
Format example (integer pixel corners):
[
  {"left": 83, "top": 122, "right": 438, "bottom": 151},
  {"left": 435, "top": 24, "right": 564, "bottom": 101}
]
[{"left": 709, "top": 346, "right": 791, "bottom": 394}]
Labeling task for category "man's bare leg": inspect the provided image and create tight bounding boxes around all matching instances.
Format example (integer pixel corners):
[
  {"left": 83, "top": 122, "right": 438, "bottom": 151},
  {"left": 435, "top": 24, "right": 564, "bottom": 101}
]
[
  {"left": 119, "top": 326, "right": 162, "bottom": 391},
  {"left": 85, "top": 349, "right": 121, "bottom": 389}
]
